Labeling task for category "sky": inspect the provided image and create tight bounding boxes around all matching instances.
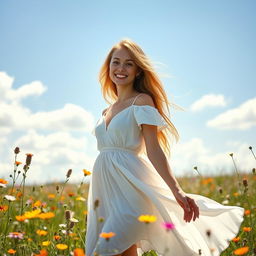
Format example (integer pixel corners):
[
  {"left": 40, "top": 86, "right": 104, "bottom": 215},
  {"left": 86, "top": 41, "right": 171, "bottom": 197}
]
[{"left": 0, "top": 0, "right": 255, "bottom": 185}]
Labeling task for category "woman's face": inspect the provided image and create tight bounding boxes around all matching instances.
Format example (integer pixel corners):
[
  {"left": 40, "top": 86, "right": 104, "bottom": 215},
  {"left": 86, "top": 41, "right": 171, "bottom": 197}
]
[{"left": 109, "top": 47, "right": 140, "bottom": 88}]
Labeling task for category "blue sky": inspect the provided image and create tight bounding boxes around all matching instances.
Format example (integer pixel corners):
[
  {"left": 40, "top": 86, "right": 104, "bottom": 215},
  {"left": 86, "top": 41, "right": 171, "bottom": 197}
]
[{"left": 0, "top": 0, "right": 255, "bottom": 184}]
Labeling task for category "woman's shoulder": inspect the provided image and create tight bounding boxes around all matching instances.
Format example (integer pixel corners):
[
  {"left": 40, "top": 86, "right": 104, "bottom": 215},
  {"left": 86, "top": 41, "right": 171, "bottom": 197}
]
[{"left": 134, "top": 93, "right": 156, "bottom": 108}]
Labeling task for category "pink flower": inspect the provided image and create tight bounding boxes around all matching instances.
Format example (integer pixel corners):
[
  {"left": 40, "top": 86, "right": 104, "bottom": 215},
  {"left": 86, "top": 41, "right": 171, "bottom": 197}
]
[{"left": 162, "top": 222, "right": 175, "bottom": 231}]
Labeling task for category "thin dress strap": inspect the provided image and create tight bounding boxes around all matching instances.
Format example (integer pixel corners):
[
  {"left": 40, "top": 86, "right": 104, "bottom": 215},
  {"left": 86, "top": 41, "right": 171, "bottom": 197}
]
[{"left": 131, "top": 94, "right": 142, "bottom": 106}]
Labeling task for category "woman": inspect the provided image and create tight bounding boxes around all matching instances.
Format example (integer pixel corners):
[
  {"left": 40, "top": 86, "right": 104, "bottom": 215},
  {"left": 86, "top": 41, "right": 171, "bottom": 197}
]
[{"left": 86, "top": 39, "right": 244, "bottom": 256}]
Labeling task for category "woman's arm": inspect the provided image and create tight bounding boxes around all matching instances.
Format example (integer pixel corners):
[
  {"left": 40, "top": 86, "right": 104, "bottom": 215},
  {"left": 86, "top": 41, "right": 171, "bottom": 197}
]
[{"left": 136, "top": 94, "right": 199, "bottom": 222}]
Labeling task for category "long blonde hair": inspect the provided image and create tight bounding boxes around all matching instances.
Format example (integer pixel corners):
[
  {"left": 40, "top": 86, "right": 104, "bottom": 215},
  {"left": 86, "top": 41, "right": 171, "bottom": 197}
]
[{"left": 99, "top": 38, "right": 180, "bottom": 157}]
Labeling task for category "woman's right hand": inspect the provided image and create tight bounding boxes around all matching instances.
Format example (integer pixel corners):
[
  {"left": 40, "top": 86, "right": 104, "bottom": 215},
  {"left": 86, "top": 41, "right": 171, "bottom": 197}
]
[{"left": 173, "top": 190, "right": 200, "bottom": 222}]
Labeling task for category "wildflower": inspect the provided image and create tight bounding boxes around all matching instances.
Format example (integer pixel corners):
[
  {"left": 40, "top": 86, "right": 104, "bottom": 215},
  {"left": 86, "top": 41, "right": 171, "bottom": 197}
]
[
  {"left": 0, "top": 179, "right": 8, "bottom": 185},
  {"left": 162, "top": 222, "right": 175, "bottom": 231},
  {"left": 74, "top": 248, "right": 85, "bottom": 256},
  {"left": 15, "top": 215, "right": 27, "bottom": 221},
  {"left": 83, "top": 169, "right": 91, "bottom": 176},
  {"left": 76, "top": 196, "right": 86, "bottom": 201},
  {"left": 8, "top": 249, "right": 16, "bottom": 254},
  {"left": 16, "top": 191, "right": 23, "bottom": 198},
  {"left": 25, "top": 153, "right": 33, "bottom": 165},
  {"left": 38, "top": 212, "right": 55, "bottom": 220},
  {"left": 84, "top": 210, "right": 88, "bottom": 215},
  {"left": 100, "top": 232, "right": 116, "bottom": 241},
  {"left": 42, "top": 241, "right": 51, "bottom": 246},
  {"left": 242, "top": 178, "right": 248, "bottom": 187},
  {"left": 15, "top": 161, "right": 22, "bottom": 166},
  {"left": 232, "top": 237, "right": 240, "bottom": 242},
  {"left": 56, "top": 244, "right": 68, "bottom": 250},
  {"left": 244, "top": 210, "right": 251, "bottom": 216},
  {"left": 138, "top": 215, "right": 157, "bottom": 223},
  {"left": 34, "top": 249, "right": 48, "bottom": 256},
  {"left": 65, "top": 210, "right": 71, "bottom": 220},
  {"left": 233, "top": 192, "right": 240, "bottom": 197},
  {"left": 14, "top": 147, "right": 20, "bottom": 154},
  {"left": 66, "top": 169, "right": 72, "bottom": 178},
  {"left": 33, "top": 200, "right": 42, "bottom": 208},
  {"left": 36, "top": 230, "right": 48, "bottom": 236},
  {"left": 243, "top": 227, "right": 252, "bottom": 232},
  {"left": 24, "top": 209, "right": 41, "bottom": 219},
  {"left": 201, "top": 178, "right": 213, "bottom": 185},
  {"left": 0, "top": 205, "right": 8, "bottom": 211},
  {"left": 233, "top": 246, "right": 249, "bottom": 255},
  {"left": 4, "top": 195, "right": 16, "bottom": 201},
  {"left": 54, "top": 235, "right": 61, "bottom": 240},
  {"left": 8, "top": 232, "right": 24, "bottom": 239},
  {"left": 48, "top": 193, "right": 55, "bottom": 199}
]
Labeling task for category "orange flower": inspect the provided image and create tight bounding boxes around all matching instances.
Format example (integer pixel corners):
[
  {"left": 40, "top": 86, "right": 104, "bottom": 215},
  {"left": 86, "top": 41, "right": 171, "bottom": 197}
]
[
  {"left": 83, "top": 169, "right": 91, "bottom": 176},
  {"left": 0, "top": 178, "right": 8, "bottom": 184},
  {"left": 24, "top": 209, "right": 41, "bottom": 219},
  {"left": 0, "top": 205, "right": 8, "bottom": 211},
  {"left": 232, "top": 237, "right": 240, "bottom": 242},
  {"left": 54, "top": 235, "right": 61, "bottom": 240},
  {"left": 16, "top": 215, "right": 27, "bottom": 221},
  {"left": 15, "top": 161, "right": 22, "bottom": 166},
  {"left": 36, "top": 230, "right": 48, "bottom": 236},
  {"left": 7, "top": 249, "right": 16, "bottom": 254},
  {"left": 244, "top": 210, "right": 251, "bottom": 216},
  {"left": 201, "top": 178, "right": 213, "bottom": 185},
  {"left": 68, "top": 192, "right": 75, "bottom": 197},
  {"left": 48, "top": 194, "right": 55, "bottom": 199},
  {"left": 56, "top": 244, "right": 68, "bottom": 250},
  {"left": 74, "top": 248, "right": 85, "bottom": 256},
  {"left": 233, "top": 192, "right": 240, "bottom": 197},
  {"left": 243, "top": 227, "right": 252, "bottom": 232},
  {"left": 38, "top": 212, "right": 55, "bottom": 220},
  {"left": 233, "top": 247, "right": 249, "bottom": 255},
  {"left": 16, "top": 192, "right": 23, "bottom": 198},
  {"left": 34, "top": 249, "right": 48, "bottom": 256},
  {"left": 99, "top": 232, "right": 116, "bottom": 241},
  {"left": 83, "top": 210, "right": 88, "bottom": 215}
]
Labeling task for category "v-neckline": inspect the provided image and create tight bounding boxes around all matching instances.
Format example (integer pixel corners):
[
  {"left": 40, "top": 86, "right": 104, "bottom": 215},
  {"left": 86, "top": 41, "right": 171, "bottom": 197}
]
[{"left": 103, "top": 105, "right": 134, "bottom": 132}]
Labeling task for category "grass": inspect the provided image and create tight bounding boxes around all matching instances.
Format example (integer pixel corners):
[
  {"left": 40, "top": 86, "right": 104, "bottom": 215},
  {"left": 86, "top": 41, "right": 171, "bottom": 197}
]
[{"left": 0, "top": 147, "right": 255, "bottom": 255}]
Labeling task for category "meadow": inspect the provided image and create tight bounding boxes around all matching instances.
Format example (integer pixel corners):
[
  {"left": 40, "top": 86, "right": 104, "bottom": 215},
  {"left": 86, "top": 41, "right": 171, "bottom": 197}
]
[{"left": 0, "top": 147, "right": 255, "bottom": 256}]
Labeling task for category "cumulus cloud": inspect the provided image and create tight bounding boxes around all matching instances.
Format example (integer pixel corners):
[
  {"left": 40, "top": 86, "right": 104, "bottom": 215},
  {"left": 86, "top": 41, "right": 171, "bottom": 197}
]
[
  {"left": 190, "top": 94, "right": 227, "bottom": 112},
  {"left": 170, "top": 138, "right": 254, "bottom": 177},
  {"left": 0, "top": 71, "right": 97, "bottom": 184},
  {"left": 207, "top": 98, "right": 256, "bottom": 130}
]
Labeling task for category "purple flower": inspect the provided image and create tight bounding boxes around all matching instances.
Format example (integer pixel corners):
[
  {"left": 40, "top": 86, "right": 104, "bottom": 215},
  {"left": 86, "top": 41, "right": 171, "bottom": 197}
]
[
  {"left": 162, "top": 221, "right": 175, "bottom": 231},
  {"left": 8, "top": 232, "right": 24, "bottom": 239}
]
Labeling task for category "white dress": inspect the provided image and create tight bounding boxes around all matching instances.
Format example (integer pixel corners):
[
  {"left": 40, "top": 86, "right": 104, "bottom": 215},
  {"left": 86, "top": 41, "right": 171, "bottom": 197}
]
[{"left": 86, "top": 95, "right": 244, "bottom": 256}]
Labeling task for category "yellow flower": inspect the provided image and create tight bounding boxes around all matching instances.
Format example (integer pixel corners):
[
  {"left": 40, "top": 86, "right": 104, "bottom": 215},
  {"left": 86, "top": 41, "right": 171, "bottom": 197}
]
[
  {"left": 83, "top": 169, "right": 91, "bottom": 176},
  {"left": 56, "top": 244, "right": 68, "bottom": 250},
  {"left": 33, "top": 200, "right": 42, "bottom": 207},
  {"left": 233, "top": 192, "right": 240, "bottom": 197},
  {"left": 42, "top": 241, "right": 51, "bottom": 246},
  {"left": 76, "top": 196, "right": 86, "bottom": 201},
  {"left": 36, "top": 230, "right": 48, "bottom": 236},
  {"left": 24, "top": 209, "right": 41, "bottom": 219},
  {"left": 138, "top": 215, "right": 157, "bottom": 223},
  {"left": 99, "top": 232, "right": 116, "bottom": 241},
  {"left": 38, "top": 212, "right": 55, "bottom": 220},
  {"left": 233, "top": 247, "right": 249, "bottom": 255}
]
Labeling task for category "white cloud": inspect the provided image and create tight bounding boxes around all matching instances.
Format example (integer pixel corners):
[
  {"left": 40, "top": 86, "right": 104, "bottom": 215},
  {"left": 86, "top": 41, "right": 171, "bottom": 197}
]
[
  {"left": 170, "top": 138, "right": 254, "bottom": 177},
  {"left": 190, "top": 94, "right": 227, "bottom": 112},
  {"left": 0, "top": 71, "right": 97, "bottom": 184},
  {"left": 207, "top": 98, "right": 256, "bottom": 130}
]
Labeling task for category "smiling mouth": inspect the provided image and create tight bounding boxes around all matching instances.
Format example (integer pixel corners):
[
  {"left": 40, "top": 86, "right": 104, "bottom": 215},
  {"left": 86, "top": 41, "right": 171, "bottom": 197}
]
[{"left": 115, "top": 74, "right": 128, "bottom": 79}]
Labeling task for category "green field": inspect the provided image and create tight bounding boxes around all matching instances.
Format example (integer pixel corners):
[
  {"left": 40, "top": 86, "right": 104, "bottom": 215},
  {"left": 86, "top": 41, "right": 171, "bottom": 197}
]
[{"left": 0, "top": 148, "right": 255, "bottom": 255}]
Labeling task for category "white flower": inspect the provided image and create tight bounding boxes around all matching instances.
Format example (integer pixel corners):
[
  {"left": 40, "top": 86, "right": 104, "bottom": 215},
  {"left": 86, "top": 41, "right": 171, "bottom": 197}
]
[
  {"left": 4, "top": 195, "right": 16, "bottom": 201},
  {"left": 59, "top": 223, "right": 67, "bottom": 228},
  {"left": 0, "top": 183, "right": 7, "bottom": 188},
  {"left": 70, "top": 217, "right": 79, "bottom": 223}
]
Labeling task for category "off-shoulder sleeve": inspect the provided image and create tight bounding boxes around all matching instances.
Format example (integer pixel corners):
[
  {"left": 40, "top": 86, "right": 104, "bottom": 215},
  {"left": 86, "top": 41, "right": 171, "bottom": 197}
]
[{"left": 133, "top": 105, "right": 168, "bottom": 131}]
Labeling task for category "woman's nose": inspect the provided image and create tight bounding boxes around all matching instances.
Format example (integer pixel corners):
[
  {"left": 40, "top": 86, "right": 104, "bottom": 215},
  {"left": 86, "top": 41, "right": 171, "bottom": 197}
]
[{"left": 117, "top": 63, "right": 126, "bottom": 71}]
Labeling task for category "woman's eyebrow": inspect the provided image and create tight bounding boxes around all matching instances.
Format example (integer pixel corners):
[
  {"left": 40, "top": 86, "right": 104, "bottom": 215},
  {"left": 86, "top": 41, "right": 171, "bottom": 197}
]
[{"left": 113, "top": 57, "right": 134, "bottom": 61}]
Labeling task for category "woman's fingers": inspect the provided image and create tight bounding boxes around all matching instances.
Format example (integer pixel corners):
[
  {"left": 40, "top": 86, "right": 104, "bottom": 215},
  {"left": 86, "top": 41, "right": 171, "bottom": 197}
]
[{"left": 187, "top": 197, "right": 200, "bottom": 222}]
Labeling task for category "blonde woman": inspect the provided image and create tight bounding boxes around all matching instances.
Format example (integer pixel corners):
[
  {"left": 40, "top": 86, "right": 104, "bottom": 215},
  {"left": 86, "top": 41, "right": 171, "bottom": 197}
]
[{"left": 86, "top": 39, "right": 244, "bottom": 256}]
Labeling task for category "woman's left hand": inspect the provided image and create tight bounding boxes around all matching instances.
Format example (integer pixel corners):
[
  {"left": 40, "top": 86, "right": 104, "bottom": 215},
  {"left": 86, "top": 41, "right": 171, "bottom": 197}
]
[{"left": 173, "top": 190, "right": 200, "bottom": 222}]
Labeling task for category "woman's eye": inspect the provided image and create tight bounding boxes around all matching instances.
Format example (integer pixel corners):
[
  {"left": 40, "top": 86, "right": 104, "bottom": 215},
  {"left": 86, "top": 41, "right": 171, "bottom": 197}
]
[
  {"left": 112, "top": 61, "right": 119, "bottom": 64},
  {"left": 126, "top": 62, "right": 133, "bottom": 66}
]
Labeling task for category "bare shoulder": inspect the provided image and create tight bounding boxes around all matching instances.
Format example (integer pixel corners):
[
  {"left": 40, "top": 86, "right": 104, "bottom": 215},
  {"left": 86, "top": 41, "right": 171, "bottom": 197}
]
[
  {"left": 102, "top": 107, "right": 109, "bottom": 116},
  {"left": 134, "top": 93, "right": 156, "bottom": 108}
]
